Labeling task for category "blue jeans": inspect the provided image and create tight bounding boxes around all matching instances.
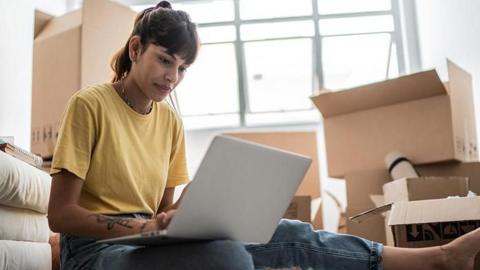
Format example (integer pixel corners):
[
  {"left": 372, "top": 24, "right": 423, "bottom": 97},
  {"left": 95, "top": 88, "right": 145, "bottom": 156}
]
[{"left": 60, "top": 215, "right": 383, "bottom": 270}]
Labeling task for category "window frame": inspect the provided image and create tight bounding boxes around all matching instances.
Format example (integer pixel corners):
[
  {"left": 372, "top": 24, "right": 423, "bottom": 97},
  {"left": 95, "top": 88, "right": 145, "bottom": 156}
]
[{"left": 129, "top": 0, "right": 416, "bottom": 130}]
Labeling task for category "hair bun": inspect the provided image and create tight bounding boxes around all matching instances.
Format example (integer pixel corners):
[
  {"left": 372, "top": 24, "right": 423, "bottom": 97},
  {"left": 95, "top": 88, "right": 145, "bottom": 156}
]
[{"left": 156, "top": 1, "right": 172, "bottom": 9}]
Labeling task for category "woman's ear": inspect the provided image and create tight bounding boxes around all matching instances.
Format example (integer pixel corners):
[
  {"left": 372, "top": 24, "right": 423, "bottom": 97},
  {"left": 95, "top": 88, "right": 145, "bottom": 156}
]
[{"left": 128, "top": 36, "right": 141, "bottom": 62}]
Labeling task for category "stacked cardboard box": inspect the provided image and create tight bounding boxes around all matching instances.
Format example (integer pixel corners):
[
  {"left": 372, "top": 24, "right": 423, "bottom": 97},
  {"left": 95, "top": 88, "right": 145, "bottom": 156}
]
[
  {"left": 31, "top": 0, "right": 135, "bottom": 158},
  {"left": 311, "top": 60, "right": 479, "bottom": 254},
  {"left": 225, "top": 131, "right": 323, "bottom": 229}
]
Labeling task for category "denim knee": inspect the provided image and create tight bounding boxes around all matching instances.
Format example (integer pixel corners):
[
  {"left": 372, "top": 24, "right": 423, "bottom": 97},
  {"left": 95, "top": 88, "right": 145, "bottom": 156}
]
[
  {"left": 271, "top": 219, "right": 314, "bottom": 243},
  {"left": 271, "top": 219, "right": 375, "bottom": 253}
]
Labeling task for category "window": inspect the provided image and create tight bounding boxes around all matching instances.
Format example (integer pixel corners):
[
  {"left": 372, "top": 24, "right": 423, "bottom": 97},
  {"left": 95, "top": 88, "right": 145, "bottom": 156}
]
[
  {"left": 244, "top": 38, "right": 313, "bottom": 113},
  {"left": 175, "top": 43, "right": 240, "bottom": 128},
  {"left": 317, "top": 6, "right": 400, "bottom": 89},
  {"left": 130, "top": 0, "right": 414, "bottom": 130}
]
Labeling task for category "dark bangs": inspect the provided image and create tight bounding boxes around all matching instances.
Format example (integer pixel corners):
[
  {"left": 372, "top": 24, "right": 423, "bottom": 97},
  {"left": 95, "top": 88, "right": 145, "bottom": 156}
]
[{"left": 136, "top": 8, "right": 199, "bottom": 65}]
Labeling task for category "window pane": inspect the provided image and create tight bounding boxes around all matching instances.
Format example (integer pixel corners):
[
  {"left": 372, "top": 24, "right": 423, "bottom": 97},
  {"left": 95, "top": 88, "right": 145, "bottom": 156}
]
[
  {"left": 322, "top": 34, "right": 391, "bottom": 90},
  {"left": 241, "top": 21, "right": 314, "bottom": 41},
  {"left": 198, "top": 25, "right": 236, "bottom": 43},
  {"left": 240, "top": 0, "right": 312, "bottom": 20},
  {"left": 175, "top": 43, "right": 239, "bottom": 116},
  {"left": 319, "top": 15, "right": 394, "bottom": 36},
  {"left": 173, "top": 0, "right": 234, "bottom": 23},
  {"left": 318, "top": 0, "right": 391, "bottom": 15},
  {"left": 244, "top": 38, "right": 313, "bottom": 113}
]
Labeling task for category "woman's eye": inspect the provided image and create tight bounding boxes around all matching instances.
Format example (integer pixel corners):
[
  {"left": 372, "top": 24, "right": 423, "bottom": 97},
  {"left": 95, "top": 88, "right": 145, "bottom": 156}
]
[
  {"left": 179, "top": 66, "right": 188, "bottom": 73},
  {"left": 159, "top": 57, "right": 171, "bottom": 65}
]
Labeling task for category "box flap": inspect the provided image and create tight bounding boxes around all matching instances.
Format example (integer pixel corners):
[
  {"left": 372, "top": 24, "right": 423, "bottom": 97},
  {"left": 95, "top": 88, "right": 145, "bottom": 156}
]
[
  {"left": 81, "top": 0, "right": 136, "bottom": 87},
  {"left": 310, "top": 70, "right": 446, "bottom": 117},
  {"left": 35, "top": 9, "right": 82, "bottom": 41},
  {"left": 407, "top": 176, "right": 469, "bottom": 201},
  {"left": 349, "top": 203, "right": 393, "bottom": 223},
  {"left": 383, "top": 176, "right": 469, "bottom": 204},
  {"left": 446, "top": 59, "right": 478, "bottom": 161},
  {"left": 34, "top": 10, "right": 54, "bottom": 38},
  {"left": 388, "top": 197, "right": 480, "bottom": 226}
]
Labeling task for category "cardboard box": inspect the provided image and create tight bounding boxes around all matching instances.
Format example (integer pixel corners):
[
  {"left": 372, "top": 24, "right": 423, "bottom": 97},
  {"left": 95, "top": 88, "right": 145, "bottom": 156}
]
[
  {"left": 225, "top": 131, "right": 321, "bottom": 199},
  {"left": 284, "top": 195, "right": 311, "bottom": 222},
  {"left": 348, "top": 176, "right": 470, "bottom": 245},
  {"left": 345, "top": 162, "right": 480, "bottom": 244},
  {"left": 352, "top": 196, "right": 480, "bottom": 269},
  {"left": 344, "top": 168, "right": 389, "bottom": 243},
  {"left": 283, "top": 195, "right": 323, "bottom": 229},
  {"left": 311, "top": 60, "right": 477, "bottom": 178},
  {"left": 31, "top": 0, "right": 136, "bottom": 157},
  {"left": 346, "top": 206, "right": 388, "bottom": 243},
  {"left": 311, "top": 199, "right": 324, "bottom": 230},
  {"left": 417, "top": 162, "right": 480, "bottom": 193},
  {"left": 387, "top": 197, "right": 480, "bottom": 249}
]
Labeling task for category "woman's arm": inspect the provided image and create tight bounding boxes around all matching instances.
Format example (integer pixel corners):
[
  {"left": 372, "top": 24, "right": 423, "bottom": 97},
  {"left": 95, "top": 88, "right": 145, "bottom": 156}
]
[
  {"left": 157, "top": 183, "right": 191, "bottom": 213},
  {"left": 47, "top": 170, "right": 160, "bottom": 239},
  {"left": 158, "top": 187, "right": 175, "bottom": 212}
]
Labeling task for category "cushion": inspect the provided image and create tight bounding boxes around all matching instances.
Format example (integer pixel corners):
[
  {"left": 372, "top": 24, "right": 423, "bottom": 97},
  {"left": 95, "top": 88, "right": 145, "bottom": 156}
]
[
  {"left": 0, "top": 240, "right": 51, "bottom": 270},
  {"left": 0, "top": 151, "right": 51, "bottom": 213},
  {"left": 0, "top": 205, "right": 50, "bottom": 242}
]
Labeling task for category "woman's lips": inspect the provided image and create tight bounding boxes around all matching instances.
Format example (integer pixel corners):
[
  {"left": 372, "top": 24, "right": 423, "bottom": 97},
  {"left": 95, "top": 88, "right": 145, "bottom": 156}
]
[{"left": 154, "top": 83, "right": 172, "bottom": 93}]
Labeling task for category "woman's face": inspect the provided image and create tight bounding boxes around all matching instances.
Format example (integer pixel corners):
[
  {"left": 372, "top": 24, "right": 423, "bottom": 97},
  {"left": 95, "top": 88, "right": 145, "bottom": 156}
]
[{"left": 131, "top": 40, "right": 190, "bottom": 102}]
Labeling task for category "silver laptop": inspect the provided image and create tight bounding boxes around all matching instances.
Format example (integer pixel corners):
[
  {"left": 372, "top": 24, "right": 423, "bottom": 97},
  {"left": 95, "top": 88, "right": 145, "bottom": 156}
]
[{"left": 98, "top": 135, "right": 311, "bottom": 246}]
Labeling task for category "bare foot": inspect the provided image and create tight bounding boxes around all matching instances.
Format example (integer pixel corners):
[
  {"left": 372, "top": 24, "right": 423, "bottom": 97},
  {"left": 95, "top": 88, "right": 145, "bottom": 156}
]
[{"left": 440, "top": 227, "right": 480, "bottom": 270}]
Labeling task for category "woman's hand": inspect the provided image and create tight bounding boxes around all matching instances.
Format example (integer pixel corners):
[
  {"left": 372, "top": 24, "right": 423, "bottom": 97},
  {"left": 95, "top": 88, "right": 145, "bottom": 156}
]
[
  {"left": 155, "top": 209, "right": 176, "bottom": 230},
  {"left": 142, "top": 209, "right": 177, "bottom": 232}
]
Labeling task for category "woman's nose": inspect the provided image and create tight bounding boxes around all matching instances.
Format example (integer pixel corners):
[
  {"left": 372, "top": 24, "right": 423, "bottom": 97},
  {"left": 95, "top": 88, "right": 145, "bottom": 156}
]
[{"left": 165, "top": 68, "right": 178, "bottom": 84}]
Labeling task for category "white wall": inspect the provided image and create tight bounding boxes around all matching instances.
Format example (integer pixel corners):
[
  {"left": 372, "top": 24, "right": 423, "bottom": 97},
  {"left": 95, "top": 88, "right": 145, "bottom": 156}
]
[
  {"left": 415, "top": 0, "right": 480, "bottom": 146},
  {"left": 0, "top": 1, "right": 34, "bottom": 149},
  {"left": 0, "top": 1, "right": 67, "bottom": 150}
]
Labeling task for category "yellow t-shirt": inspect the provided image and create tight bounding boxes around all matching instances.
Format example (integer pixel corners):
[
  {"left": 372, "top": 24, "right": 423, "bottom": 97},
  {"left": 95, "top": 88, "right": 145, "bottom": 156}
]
[{"left": 51, "top": 83, "right": 189, "bottom": 215}]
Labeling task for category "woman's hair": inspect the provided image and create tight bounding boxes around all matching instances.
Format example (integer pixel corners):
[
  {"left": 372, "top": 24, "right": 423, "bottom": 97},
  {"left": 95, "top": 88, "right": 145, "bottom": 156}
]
[{"left": 111, "top": 1, "right": 199, "bottom": 82}]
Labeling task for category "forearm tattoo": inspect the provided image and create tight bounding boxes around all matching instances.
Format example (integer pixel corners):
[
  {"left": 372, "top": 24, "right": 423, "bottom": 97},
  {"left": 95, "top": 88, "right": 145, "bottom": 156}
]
[
  {"left": 89, "top": 214, "right": 134, "bottom": 230},
  {"left": 139, "top": 221, "right": 147, "bottom": 232}
]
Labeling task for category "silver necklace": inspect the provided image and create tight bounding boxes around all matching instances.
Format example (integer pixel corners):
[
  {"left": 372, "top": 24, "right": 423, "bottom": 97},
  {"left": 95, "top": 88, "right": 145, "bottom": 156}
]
[{"left": 121, "top": 80, "right": 153, "bottom": 115}]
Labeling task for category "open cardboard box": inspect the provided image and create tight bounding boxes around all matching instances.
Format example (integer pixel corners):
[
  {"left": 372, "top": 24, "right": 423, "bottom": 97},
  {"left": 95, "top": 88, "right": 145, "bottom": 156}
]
[
  {"left": 350, "top": 176, "right": 469, "bottom": 245},
  {"left": 31, "top": 0, "right": 136, "bottom": 157},
  {"left": 311, "top": 60, "right": 477, "bottom": 178},
  {"left": 352, "top": 196, "right": 480, "bottom": 269},
  {"left": 386, "top": 197, "right": 480, "bottom": 248},
  {"left": 345, "top": 163, "right": 480, "bottom": 244}
]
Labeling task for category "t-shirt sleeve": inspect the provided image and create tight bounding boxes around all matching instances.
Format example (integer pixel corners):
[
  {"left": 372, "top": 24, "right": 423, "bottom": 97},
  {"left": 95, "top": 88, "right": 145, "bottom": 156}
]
[
  {"left": 50, "top": 95, "right": 96, "bottom": 180},
  {"left": 166, "top": 115, "right": 190, "bottom": 188}
]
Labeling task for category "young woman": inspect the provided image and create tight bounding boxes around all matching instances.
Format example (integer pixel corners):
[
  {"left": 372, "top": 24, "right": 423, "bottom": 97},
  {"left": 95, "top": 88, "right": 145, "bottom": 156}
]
[{"left": 48, "top": 2, "right": 480, "bottom": 269}]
